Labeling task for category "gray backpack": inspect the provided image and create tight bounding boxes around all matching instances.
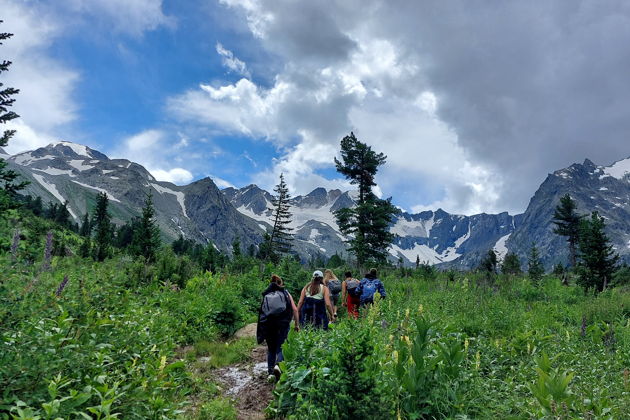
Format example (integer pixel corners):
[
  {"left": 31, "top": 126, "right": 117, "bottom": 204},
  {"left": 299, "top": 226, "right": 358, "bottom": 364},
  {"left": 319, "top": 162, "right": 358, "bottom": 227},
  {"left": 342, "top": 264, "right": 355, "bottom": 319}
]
[
  {"left": 328, "top": 279, "right": 342, "bottom": 295},
  {"left": 346, "top": 279, "right": 360, "bottom": 297},
  {"left": 262, "top": 290, "right": 288, "bottom": 317}
]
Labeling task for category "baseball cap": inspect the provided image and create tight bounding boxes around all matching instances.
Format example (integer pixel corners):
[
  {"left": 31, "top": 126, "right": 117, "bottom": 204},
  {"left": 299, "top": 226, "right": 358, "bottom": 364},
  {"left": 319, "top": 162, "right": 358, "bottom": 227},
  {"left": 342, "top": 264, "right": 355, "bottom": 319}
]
[{"left": 312, "top": 270, "right": 323, "bottom": 278}]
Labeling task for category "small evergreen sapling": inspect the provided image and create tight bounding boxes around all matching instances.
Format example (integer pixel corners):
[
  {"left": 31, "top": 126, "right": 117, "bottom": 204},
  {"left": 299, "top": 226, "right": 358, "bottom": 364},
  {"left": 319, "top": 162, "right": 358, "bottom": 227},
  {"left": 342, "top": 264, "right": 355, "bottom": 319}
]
[
  {"left": 527, "top": 244, "right": 544, "bottom": 286},
  {"left": 552, "top": 194, "right": 583, "bottom": 267}
]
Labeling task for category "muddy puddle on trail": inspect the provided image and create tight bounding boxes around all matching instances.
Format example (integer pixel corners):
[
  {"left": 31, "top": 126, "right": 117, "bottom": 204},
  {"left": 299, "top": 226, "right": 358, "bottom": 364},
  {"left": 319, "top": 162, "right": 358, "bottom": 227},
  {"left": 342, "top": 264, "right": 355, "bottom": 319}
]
[{"left": 214, "top": 345, "right": 274, "bottom": 420}]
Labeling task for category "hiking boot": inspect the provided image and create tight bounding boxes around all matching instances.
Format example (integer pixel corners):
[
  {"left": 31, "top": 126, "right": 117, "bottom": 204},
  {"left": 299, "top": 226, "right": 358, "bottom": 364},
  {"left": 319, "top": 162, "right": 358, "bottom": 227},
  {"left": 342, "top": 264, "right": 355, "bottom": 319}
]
[
  {"left": 267, "top": 374, "right": 276, "bottom": 384},
  {"left": 273, "top": 365, "right": 282, "bottom": 382}
]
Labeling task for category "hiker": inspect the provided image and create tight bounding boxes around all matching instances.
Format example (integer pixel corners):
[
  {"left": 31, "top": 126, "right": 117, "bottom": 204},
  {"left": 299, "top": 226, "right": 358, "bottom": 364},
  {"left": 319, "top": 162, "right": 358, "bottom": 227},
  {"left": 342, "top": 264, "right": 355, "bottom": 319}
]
[
  {"left": 358, "top": 268, "right": 387, "bottom": 307},
  {"left": 341, "top": 271, "right": 361, "bottom": 319},
  {"left": 256, "top": 274, "right": 299, "bottom": 382},
  {"left": 297, "top": 270, "right": 335, "bottom": 329},
  {"left": 323, "top": 269, "right": 341, "bottom": 318}
]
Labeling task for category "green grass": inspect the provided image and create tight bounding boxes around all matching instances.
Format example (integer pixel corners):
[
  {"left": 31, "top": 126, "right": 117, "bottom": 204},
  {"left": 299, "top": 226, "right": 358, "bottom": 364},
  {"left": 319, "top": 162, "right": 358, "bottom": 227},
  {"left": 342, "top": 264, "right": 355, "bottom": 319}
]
[{"left": 190, "top": 338, "right": 257, "bottom": 368}]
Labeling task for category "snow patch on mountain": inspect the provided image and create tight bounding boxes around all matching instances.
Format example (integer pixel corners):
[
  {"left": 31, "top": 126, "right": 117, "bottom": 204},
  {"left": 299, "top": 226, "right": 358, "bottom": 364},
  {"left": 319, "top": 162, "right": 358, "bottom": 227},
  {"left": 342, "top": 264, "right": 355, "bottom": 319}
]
[
  {"left": 12, "top": 152, "right": 51, "bottom": 166},
  {"left": 68, "top": 160, "right": 95, "bottom": 172},
  {"left": 493, "top": 233, "right": 511, "bottom": 261},
  {"left": 71, "top": 180, "right": 121, "bottom": 203},
  {"left": 603, "top": 158, "right": 630, "bottom": 180},
  {"left": 454, "top": 223, "right": 471, "bottom": 247},
  {"left": 391, "top": 215, "right": 433, "bottom": 237},
  {"left": 34, "top": 167, "right": 75, "bottom": 177},
  {"left": 151, "top": 183, "right": 188, "bottom": 218},
  {"left": 389, "top": 242, "right": 460, "bottom": 265},
  {"left": 31, "top": 174, "right": 77, "bottom": 218},
  {"left": 54, "top": 141, "right": 92, "bottom": 158}
]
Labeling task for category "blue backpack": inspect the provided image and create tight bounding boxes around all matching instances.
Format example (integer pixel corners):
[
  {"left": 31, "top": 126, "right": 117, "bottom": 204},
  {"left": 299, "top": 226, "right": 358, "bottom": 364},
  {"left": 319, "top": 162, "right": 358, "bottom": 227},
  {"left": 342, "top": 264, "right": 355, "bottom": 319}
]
[{"left": 361, "top": 279, "right": 378, "bottom": 302}]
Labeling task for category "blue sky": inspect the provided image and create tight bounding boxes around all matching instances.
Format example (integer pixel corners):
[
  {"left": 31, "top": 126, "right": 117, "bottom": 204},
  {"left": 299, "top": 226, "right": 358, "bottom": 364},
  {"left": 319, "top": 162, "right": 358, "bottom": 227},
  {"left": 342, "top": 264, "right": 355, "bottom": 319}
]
[{"left": 3, "top": 0, "right": 630, "bottom": 215}]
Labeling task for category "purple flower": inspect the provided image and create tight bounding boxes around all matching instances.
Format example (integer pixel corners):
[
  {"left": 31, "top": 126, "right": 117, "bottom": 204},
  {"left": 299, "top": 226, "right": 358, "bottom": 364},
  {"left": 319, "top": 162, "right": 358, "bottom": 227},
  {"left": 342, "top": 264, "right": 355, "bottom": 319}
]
[
  {"left": 42, "top": 231, "right": 53, "bottom": 271},
  {"left": 10, "top": 229, "right": 20, "bottom": 261},
  {"left": 55, "top": 275, "right": 69, "bottom": 297}
]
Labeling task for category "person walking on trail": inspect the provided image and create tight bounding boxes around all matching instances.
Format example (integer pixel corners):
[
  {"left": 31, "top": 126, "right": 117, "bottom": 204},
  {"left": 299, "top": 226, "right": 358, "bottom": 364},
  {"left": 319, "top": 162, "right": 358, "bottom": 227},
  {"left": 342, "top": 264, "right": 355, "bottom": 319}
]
[
  {"left": 257, "top": 274, "right": 299, "bottom": 382},
  {"left": 323, "top": 269, "right": 341, "bottom": 318},
  {"left": 358, "top": 268, "right": 387, "bottom": 307},
  {"left": 297, "top": 270, "right": 335, "bottom": 329},
  {"left": 341, "top": 271, "right": 361, "bottom": 319}
]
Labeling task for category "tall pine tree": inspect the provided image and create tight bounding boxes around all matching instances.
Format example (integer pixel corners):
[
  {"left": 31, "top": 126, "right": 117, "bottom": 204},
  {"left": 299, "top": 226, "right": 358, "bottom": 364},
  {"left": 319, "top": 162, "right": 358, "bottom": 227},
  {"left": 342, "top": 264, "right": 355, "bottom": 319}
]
[
  {"left": 334, "top": 132, "right": 399, "bottom": 265},
  {"left": 552, "top": 194, "right": 583, "bottom": 267},
  {"left": 576, "top": 211, "right": 619, "bottom": 293},
  {"left": 132, "top": 192, "right": 161, "bottom": 263},
  {"left": 0, "top": 22, "right": 27, "bottom": 214},
  {"left": 267, "top": 173, "right": 293, "bottom": 262},
  {"left": 92, "top": 192, "right": 112, "bottom": 261}
]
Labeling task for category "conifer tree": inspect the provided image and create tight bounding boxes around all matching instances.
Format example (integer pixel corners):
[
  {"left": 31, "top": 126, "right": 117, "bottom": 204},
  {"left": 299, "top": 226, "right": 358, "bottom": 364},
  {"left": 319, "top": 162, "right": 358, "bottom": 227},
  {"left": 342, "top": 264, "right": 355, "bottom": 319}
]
[
  {"left": 132, "top": 193, "right": 161, "bottom": 263},
  {"left": 92, "top": 192, "right": 112, "bottom": 261},
  {"left": 267, "top": 173, "right": 293, "bottom": 262},
  {"left": 552, "top": 194, "right": 583, "bottom": 267},
  {"left": 479, "top": 249, "right": 498, "bottom": 274},
  {"left": 501, "top": 252, "right": 522, "bottom": 275},
  {"left": 415, "top": 254, "right": 420, "bottom": 270},
  {"left": 576, "top": 211, "right": 619, "bottom": 292},
  {"left": 0, "top": 22, "right": 28, "bottom": 214},
  {"left": 79, "top": 212, "right": 92, "bottom": 237},
  {"left": 527, "top": 244, "right": 544, "bottom": 286},
  {"left": 232, "top": 237, "right": 242, "bottom": 258},
  {"left": 334, "top": 132, "right": 399, "bottom": 265}
]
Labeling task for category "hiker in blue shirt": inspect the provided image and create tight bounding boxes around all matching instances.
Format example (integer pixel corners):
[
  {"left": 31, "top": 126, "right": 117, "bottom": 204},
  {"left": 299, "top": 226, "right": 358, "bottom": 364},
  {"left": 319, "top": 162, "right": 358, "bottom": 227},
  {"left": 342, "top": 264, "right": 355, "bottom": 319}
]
[{"left": 358, "top": 268, "right": 386, "bottom": 306}]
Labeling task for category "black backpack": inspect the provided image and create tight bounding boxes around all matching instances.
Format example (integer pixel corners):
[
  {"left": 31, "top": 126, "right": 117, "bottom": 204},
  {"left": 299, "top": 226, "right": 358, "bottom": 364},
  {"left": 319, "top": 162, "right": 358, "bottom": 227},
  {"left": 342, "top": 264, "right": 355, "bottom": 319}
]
[{"left": 261, "top": 290, "right": 288, "bottom": 317}]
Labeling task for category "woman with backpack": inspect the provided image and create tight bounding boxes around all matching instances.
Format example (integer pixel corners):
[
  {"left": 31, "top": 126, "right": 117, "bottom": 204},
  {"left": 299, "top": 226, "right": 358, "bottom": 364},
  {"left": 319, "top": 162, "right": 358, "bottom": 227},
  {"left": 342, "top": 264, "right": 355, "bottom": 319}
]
[
  {"left": 297, "top": 270, "right": 335, "bottom": 329},
  {"left": 256, "top": 275, "right": 299, "bottom": 382},
  {"left": 341, "top": 271, "right": 361, "bottom": 319},
  {"left": 358, "top": 268, "right": 387, "bottom": 307},
  {"left": 323, "top": 269, "right": 341, "bottom": 318}
]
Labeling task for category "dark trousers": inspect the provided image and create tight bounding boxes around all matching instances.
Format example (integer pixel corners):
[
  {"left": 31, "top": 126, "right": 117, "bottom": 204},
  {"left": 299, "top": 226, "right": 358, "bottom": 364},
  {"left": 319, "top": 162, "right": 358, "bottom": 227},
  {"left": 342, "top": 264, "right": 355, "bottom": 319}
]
[{"left": 266, "top": 323, "right": 290, "bottom": 374}]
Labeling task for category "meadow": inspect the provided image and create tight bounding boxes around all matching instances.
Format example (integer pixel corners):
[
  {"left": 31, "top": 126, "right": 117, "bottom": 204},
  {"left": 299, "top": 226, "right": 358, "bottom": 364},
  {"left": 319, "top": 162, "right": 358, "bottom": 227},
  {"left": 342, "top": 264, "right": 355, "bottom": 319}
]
[{"left": 1, "top": 212, "right": 629, "bottom": 419}]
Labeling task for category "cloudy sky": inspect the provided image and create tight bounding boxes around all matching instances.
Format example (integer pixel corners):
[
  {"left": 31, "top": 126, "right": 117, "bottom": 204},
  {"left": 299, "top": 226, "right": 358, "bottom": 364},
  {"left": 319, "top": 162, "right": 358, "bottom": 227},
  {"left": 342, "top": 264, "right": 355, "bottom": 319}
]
[{"left": 2, "top": 0, "right": 629, "bottom": 215}]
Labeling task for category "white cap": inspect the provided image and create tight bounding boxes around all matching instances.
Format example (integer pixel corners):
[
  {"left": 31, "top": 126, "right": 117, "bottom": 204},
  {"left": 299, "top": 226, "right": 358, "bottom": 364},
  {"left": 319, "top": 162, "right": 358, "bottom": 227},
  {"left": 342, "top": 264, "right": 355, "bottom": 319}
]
[{"left": 312, "top": 270, "right": 323, "bottom": 278}]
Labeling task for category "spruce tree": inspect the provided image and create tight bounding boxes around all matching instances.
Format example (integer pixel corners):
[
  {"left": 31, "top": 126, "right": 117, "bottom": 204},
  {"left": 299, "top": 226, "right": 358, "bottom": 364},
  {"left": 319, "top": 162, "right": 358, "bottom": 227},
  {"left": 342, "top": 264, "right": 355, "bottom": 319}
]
[
  {"left": 267, "top": 173, "right": 293, "bottom": 262},
  {"left": 576, "top": 212, "right": 619, "bottom": 292},
  {"left": 132, "top": 193, "right": 161, "bottom": 263},
  {"left": 479, "top": 249, "right": 498, "bottom": 274},
  {"left": 0, "top": 22, "right": 28, "bottom": 214},
  {"left": 232, "top": 237, "right": 242, "bottom": 258},
  {"left": 79, "top": 212, "right": 92, "bottom": 237},
  {"left": 334, "top": 132, "right": 400, "bottom": 265},
  {"left": 92, "top": 192, "right": 112, "bottom": 261},
  {"left": 501, "top": 252, "right": 522, "bottom": 275},
  {"left": 527, "top": 244, "right": 544, "bottom": 286},
  {"left": 552, "top": 194, "right": 583, "bottom": 267}
]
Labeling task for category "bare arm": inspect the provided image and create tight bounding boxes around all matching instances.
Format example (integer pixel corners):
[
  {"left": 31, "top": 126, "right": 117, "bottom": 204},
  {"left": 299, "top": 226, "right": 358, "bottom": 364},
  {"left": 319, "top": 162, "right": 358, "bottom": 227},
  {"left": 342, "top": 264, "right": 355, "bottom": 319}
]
[
  {"left": 288, "top": 293, "right": 300, "bottom": 330},
  {"left": 341, "top": 281, "right": 347, "bottom": 306},
  {"left": 297, "top": 287, "right": 306, "bottom": 313}
]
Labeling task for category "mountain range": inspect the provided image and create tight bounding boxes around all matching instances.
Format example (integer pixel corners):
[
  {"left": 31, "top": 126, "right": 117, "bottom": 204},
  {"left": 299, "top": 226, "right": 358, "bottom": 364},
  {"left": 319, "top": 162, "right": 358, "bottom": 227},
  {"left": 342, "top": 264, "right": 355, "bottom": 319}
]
[{"left": 3, "top": 141, "right": 629, "bottom": 269}]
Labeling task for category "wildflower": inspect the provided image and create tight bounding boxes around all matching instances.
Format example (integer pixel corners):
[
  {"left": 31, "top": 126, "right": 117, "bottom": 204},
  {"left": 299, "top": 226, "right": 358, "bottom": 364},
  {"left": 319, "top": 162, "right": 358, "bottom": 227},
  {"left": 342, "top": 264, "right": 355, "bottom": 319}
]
[
  {"left": 159, "top": 355, "right": 167, "bottom": 372},
  {"left": 495, "top": 339, "right": 500, "bottom": 348},
  {"left": 403, "top": 335, "right": 411, "bottom": 346},
  {"left": 389, "top": 334, "right": 394, "bottom": 342},
  {"left": 55, "top": 275, "right": 69, "bottom": 297},
  {"left": 475, "top": 351, "right": 480, "bottom": 370},
  {"left": 418, "top": 304, "right": 424, "bottom": 313},
  {"left": 464, "top": 338, "right": 469, "bottom": 353},
  {"left": 393, "top": 350, "right": 399, "bottom": 363},
  {"left": 527, "top": 342, "right": 531, "bottom": 354},
  {"left": 405, "top": 308, "right": 410, "bottom": 319}
]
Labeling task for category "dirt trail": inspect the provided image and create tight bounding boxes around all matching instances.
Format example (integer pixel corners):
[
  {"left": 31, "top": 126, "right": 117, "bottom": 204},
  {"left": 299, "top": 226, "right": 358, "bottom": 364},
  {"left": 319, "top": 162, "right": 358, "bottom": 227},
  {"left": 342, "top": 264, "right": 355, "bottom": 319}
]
[{"left": 214, "top": 345, "right": 274, "bottom": 419}]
